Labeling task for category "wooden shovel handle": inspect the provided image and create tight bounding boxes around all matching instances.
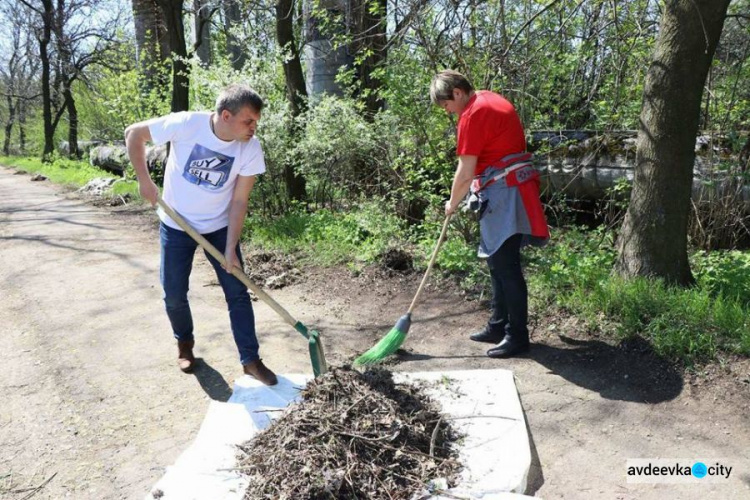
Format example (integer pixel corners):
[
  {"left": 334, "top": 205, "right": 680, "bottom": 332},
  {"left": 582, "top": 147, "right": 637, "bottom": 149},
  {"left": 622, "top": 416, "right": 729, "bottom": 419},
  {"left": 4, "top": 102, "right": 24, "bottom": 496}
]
[{"left": 157, "top": 198, "right": 299, "bottom": 328}]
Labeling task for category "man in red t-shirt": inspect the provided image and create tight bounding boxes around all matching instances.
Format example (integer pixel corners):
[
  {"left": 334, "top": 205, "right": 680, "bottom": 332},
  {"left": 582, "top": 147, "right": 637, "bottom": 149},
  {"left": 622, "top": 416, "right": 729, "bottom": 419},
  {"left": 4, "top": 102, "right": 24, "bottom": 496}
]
[{"left": 431, "top": 70, "right": 549, "bottom": 358}]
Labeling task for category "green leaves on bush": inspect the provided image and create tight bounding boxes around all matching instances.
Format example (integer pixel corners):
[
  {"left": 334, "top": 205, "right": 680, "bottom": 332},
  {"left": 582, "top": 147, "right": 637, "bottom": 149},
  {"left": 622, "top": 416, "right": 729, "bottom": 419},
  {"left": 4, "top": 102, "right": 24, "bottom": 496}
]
[
  {"left": 692, "top": 250, "right": 750, "bottom": 306},
  {"left": 526, "top": 229, "right": 750, "bottom": 365},
  {"left": 247, "top": 200, "right": 408, "bottom": 265}
]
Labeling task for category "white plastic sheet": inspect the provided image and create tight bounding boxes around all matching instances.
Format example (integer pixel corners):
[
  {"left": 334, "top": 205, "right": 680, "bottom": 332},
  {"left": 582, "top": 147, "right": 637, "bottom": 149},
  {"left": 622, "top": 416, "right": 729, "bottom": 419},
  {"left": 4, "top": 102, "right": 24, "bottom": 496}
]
[{"left": 147, "top": 370, "right": 536, "bottom": 500}]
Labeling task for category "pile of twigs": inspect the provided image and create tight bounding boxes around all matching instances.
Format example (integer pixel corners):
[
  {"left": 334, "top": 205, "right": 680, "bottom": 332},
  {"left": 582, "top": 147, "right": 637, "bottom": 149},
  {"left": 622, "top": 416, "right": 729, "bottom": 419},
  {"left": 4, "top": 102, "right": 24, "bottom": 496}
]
[{"left": 238, "top": 367, "right": 461, "bottom": 499}]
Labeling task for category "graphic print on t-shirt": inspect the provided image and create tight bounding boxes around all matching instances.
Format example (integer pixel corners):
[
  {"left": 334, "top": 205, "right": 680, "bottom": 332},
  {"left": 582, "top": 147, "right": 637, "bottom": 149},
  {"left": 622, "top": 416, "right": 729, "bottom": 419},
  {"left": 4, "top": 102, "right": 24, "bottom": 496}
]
[{"left": 182, "top": 144, "right": 234, "bottom": 189}]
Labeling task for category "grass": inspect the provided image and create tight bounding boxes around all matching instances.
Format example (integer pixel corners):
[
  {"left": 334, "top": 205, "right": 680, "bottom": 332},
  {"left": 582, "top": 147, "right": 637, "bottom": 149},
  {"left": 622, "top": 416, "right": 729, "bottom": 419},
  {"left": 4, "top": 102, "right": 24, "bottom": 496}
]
[
  {"left": 246, "top": 202, "right": 410, "bottom": 266},
  {"left": 0, "top": 155, "right": 139, "bottom": 197},
  {"left": 526, "top": 227, "right": 750, "bottom": 366}
]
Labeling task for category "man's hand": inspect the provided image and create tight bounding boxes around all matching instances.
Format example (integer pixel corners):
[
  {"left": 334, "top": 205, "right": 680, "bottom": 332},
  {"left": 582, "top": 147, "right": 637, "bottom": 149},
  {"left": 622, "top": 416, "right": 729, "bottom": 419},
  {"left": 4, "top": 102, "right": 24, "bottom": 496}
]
[
  {"left": 223, "top": 246, "right": 241, "bottom": 274},
  {"left": 139, "top": 178, "right": 160, "bottom": 206}
]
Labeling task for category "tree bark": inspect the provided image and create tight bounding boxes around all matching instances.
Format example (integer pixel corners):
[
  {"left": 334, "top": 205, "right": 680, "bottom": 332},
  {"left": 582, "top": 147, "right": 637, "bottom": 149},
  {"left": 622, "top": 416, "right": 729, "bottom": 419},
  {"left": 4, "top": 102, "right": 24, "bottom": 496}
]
[
  {"left": 18, "top": 98, "right": 27, "bottom": 153},
  {"left": 222, "top": 0, "right": 246, "bottom": 71},
  {"left": 276, "top": 0, "right": 307, "bottom": 201},
  {"left": 52, "top": 0, "right": 80, "bottom": 158},
  {"left": 37, "top": 0, "right": 55, "bottom": 159},
  {"left": 349, "top": 0, "right": 387, "bottom": 115},
  {"left": 276, "top": 0, "right": 307, "bottom": 116},
  {"left": 132, "top": 0, "right": 169, "bottom": 92},
  {"left": 304, "top": 0, "right": 349, "bottom": 97},
  {"left": 156, "top": 0, "right": 190, "bottom": 112},
  {"left": 3, "top": 94, "right": 15, "bottom": 155},
  {"left": 65, "top": 84, "right": 79, "bottom": 158},
  {"left": 616, "top": 0, "right": 732, "bottom": 285},
  {"left": 193, "top": 0, "right": 212, "bottom": 66}
]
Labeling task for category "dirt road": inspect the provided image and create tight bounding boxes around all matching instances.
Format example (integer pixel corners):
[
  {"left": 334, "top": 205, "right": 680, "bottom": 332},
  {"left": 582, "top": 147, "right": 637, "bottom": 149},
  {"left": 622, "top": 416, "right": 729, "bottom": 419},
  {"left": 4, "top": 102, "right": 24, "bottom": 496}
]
[{"left": 1, "top": 165, "right": 748, "bottom": 499}]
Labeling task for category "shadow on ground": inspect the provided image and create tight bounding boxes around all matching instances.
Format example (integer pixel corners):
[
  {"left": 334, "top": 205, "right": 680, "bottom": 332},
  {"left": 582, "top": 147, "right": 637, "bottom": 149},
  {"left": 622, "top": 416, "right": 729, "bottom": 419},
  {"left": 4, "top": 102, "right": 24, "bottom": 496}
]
[
  {"left": 394, "top": 333, "right": 683, "bottom": 404},
  {"left": 524, "top": 414, "right": 545, "bottom": 495},
  {"left": 527, "top": 335, "right": 683, "bottom": 403},
  {"left": 192, "top": 358, "right": 233, "bottom": 402}
]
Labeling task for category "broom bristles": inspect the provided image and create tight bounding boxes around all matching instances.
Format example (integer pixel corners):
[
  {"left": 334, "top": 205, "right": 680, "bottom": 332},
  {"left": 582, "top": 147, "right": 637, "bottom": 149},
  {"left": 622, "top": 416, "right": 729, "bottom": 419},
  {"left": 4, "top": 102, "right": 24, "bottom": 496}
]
[{"left": 354, "top": 326, "right": 407, "bottom": 365}]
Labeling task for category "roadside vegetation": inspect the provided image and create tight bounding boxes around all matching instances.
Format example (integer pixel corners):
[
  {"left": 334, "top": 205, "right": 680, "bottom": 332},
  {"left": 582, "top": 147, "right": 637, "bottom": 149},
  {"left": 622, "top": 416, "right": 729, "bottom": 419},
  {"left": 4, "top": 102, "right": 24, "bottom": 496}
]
[{"left": 0, "top": 155, "right": 139, "bottom": 197}]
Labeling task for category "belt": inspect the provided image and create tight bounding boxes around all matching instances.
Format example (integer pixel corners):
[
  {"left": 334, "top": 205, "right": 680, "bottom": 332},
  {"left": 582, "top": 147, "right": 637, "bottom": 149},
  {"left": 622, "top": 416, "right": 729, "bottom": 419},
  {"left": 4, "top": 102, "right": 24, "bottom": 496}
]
[{"left": 471, "top": 159, "right": 534, "bottom": 193}]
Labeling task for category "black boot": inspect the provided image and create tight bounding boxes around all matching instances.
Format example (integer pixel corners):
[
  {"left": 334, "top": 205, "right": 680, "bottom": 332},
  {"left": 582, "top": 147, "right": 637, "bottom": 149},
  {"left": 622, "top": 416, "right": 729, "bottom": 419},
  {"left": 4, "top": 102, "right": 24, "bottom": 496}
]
[
  {"left": 470, "top": 320, "right": 507, "bottom": 344},
  {"left": 487, "top": 330, "right": 529, "bottom": 358}
]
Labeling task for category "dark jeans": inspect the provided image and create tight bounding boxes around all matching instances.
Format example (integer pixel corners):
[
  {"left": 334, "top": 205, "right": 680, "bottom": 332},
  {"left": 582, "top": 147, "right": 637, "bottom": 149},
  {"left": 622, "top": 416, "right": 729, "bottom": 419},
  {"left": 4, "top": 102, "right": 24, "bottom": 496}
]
[
  {"left": 159, "top": 222, "right": 259, "bottom": 365},
  {"left": 487, "top": 233, "right": 528, "bottom": 338}
]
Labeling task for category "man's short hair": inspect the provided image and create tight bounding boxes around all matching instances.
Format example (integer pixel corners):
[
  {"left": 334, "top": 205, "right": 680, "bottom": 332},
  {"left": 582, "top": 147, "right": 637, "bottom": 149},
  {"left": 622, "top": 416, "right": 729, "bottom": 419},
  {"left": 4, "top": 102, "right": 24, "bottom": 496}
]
[
  {"left": 430, "top": 70, "right": 474, "bottom": 104},
  {"left": 215, "top": 84, "right": 264, "bottom": 115}
]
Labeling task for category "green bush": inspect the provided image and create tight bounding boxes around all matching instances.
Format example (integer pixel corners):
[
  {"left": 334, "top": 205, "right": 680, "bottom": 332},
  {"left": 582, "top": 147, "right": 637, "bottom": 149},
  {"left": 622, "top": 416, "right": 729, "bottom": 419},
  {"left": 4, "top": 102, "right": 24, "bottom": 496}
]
[
  {"left": 692, "top": 250, "right": 750, "bottom": 306},
  {"left": 247, "top": 200, "right": 408, "bottom": 265}
]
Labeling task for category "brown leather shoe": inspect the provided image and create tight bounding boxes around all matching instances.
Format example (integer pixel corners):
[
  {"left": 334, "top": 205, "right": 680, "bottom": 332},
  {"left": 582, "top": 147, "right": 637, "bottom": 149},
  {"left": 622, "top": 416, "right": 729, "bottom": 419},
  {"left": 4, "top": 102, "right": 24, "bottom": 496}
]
[
  {"left": 177, "top": 340, "right": 195, "bottom": 373},
  {"left": 242, "top": 359, "right": 278, "bottom": 386}
]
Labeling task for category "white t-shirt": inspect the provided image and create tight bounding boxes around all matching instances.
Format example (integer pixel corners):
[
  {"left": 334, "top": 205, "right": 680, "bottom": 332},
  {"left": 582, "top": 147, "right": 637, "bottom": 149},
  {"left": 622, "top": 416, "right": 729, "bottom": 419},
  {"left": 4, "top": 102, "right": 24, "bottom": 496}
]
[{"left": 148, "top": 111, "right": 266, "bottom": 233}]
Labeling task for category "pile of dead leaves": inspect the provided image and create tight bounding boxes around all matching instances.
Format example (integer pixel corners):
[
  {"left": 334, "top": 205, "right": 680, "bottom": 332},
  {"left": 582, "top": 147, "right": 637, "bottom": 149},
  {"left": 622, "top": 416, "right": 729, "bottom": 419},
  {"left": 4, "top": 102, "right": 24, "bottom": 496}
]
[{"left": 237, "top": 367, "right": 461, "bottom": 499}]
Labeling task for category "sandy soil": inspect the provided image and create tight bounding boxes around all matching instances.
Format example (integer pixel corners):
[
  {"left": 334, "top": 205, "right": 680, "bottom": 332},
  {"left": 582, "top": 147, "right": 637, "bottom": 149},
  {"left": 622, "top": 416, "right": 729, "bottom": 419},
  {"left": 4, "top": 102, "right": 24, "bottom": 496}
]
[{"left": 1, "top": 165, "right": 748, "bottom": 499}]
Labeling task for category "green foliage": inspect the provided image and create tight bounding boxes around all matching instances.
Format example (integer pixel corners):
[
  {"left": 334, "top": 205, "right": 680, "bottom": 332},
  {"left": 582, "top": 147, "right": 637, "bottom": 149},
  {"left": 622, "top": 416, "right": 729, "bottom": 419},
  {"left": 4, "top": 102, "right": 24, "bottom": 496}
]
[
  {"left": 0, "top": 155, "right": 117, "bottom": 187},
  {"left": 527, "top": 228, "right": 750, "bottom": 365},
  {"left": 692, "top": 250, "right": 750, "bottom": 305},
  {"left": 4, "top": 0, "right": 748, "bottom": 372},
  {"left": 74, "top": 44, "right": 171, "bottom": 141},
  {"left": 246, "top": 200, "right": 408, "bottom": 265},
  {"left": 294, "top": 96, "right": 379, "bottom": 185},
  {"left": 430, "top": 237, "right": 476, "bottom": 273},
  {"left": 527, "top": 227, "right": 617, "bottom": 297}
]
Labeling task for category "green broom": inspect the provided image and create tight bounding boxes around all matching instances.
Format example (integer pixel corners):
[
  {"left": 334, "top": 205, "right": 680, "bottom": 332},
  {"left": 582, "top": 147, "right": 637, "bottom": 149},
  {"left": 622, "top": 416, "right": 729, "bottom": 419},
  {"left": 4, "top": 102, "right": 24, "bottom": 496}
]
[{"left": 355, "top": 214, "right": 452, "bottom": 365}]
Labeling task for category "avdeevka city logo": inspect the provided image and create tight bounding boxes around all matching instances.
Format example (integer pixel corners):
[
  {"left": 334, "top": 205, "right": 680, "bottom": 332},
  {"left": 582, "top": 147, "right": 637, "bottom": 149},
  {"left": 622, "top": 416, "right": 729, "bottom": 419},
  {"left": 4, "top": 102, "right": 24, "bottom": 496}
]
[
  {"left": 183, "top": 144, "right": 234, "bottom": 189},
  {"left": 626, "top": 459, "right": 732, "bottom": 483}
]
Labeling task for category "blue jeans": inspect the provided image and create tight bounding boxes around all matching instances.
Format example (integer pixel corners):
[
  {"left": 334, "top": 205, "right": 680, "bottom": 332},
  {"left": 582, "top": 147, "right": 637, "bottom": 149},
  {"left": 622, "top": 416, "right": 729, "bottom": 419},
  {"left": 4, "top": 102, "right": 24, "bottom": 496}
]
[{"left": 159, "top": 222, "right": 259, "bottom": 365}]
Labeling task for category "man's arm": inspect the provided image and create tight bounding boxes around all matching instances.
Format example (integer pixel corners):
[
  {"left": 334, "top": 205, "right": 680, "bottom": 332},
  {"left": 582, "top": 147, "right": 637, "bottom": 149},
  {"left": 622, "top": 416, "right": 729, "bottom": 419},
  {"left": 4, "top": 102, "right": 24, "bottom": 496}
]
[
  {"left": 223, "top": 174, "right": 257, "bottom": 272},
  {"left": 124, "top": 121, "right": 159, "bottom": 206},
  {"left": 445, "top": 155, "right": 478, "bottom": 215}
]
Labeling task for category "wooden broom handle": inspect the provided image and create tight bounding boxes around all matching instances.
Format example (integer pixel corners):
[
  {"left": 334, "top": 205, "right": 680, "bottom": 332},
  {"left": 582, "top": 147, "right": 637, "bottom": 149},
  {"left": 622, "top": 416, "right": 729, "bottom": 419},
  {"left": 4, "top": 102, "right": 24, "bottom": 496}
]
[
  {"left": 157, "top": 198, "right": 299, "bottom": 328},
  {"left": 407, "top": 214, "right": 452, "bottom": 314}
]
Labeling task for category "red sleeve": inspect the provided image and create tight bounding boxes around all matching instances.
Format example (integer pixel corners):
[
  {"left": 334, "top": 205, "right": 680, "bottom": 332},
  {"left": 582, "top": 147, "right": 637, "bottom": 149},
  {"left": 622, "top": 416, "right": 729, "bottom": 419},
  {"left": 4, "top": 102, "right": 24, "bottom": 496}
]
[{"left": 457, "top": 108, "right": 488, "bottom": 156}]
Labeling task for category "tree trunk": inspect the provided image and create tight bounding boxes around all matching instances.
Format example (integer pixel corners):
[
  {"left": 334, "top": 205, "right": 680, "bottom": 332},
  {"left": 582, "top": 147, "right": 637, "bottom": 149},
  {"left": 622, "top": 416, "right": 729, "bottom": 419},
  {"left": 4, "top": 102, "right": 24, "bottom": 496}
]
[
  {"left": 156, "top": 0, "right": 190, "bottom": 112},
  {"left": 277, "top": 0, "right": 307, "bottom": 116},
  {"left": 18, "top": 98, "right": 26, "bottom": 153},
  {"left": 3, "top": 93, "right": 15, "bottom": 155},
  {"left": 132, "top": 0, "right": 169, "bottom": 92},
  {"left": 349, "top": 0, "right": 387, "bottom": 115},
  {"left": 616, "top": 0, "right": 732, "bottom": 285},
  {"left": 276, "top": 0, "right": 307, "bottom": 201},
  {"left": 39, "top": 0, "right": 55, "bottom": 160},
  {"left": 222, "top": 0, "right": 246, "bottom": 71},
  {"left": 53, "top": 0, "right": 80, "bottom": 158},
  {"left": 65, "top": 84, "right": 79, "bottom": 158},
  {"left": 193, "top": 0, "right": 212, "bottom": 66},
  {"left": 304, "top": 0, "right": 349, "bottom": 97}
]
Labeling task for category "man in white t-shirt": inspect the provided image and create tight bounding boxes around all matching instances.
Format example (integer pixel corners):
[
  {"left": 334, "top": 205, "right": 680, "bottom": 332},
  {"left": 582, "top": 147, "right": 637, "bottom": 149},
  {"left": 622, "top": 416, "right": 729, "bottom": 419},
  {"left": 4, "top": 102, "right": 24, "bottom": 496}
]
[{"left": 124, "top": 84, "right": 277, "bottom": 385}]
